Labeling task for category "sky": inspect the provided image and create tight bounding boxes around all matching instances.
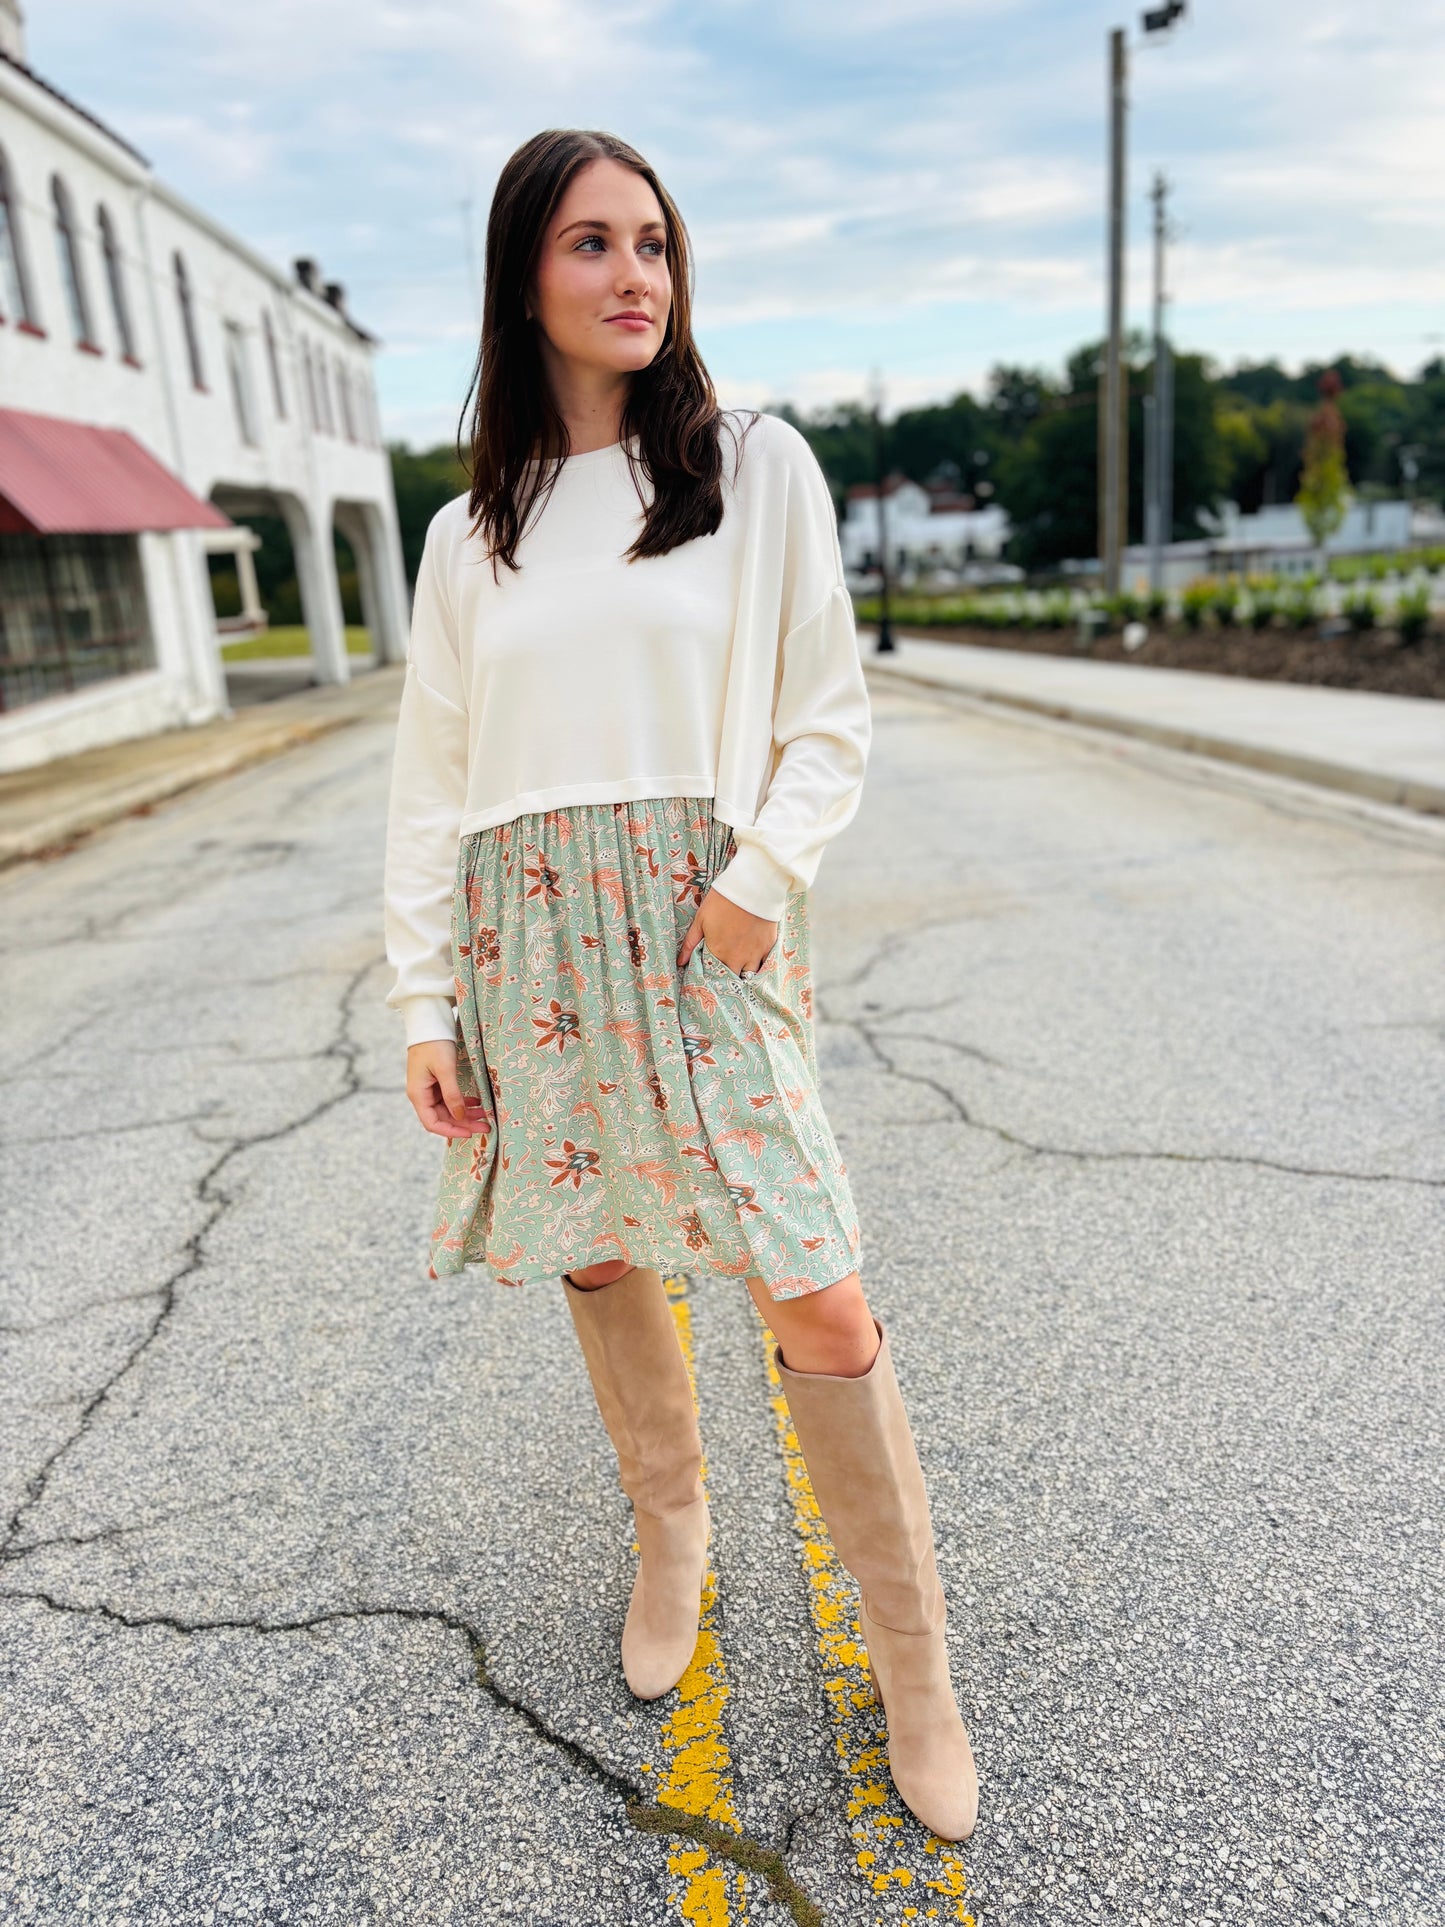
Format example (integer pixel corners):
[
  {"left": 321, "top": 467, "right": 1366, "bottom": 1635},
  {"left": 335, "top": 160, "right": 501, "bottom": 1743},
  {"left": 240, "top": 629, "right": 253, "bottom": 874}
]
[{"left": 25, "top": 1, "right": 1445, "bottom": 449}]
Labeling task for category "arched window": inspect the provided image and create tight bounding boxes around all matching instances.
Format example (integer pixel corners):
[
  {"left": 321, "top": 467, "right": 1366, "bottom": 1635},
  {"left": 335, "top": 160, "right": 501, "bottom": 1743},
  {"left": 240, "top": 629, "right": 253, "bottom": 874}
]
[
  {"left": 314, "top": 347, "right": 333, "bottom": 434},
  {"left": 51, "top": 173, "right": 97, "bottom": 348},
  {"left": 300, "top": 339, "right": 319, "bottom": 431},
  {"left": 96, "top": 204, "right": 137, "bottom": 362},
  {"left": 0, "top": 143, "right": 39, "bottom": 329},
  {"left": 262, "top": 309, "right": 286, "bottom": 418},
  {"left": 224, "top": 320, "right": 257, "bottom": 446},
  {"left": 335, "top": 354, "right": 355, "bottom": 441},
  {"left": 173, "top": 248, "right": 206, "bottom": 390}
]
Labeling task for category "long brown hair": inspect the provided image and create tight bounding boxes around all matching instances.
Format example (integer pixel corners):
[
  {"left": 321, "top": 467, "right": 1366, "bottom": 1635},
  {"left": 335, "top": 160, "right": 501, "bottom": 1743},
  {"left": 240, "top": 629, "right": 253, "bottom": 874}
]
[{"left": 457, "top": 129, "right": 759, "bottom": 581}]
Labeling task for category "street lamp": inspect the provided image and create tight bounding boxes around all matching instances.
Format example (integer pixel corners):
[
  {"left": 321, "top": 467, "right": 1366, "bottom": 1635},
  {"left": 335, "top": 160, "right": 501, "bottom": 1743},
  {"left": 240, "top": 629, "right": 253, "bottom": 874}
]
[
  {"left": 1098, "top": 2, "right": 1188, "bottom": 598},
  {"left": 867, "top": 367, "right": 895, "bottom": 654}
]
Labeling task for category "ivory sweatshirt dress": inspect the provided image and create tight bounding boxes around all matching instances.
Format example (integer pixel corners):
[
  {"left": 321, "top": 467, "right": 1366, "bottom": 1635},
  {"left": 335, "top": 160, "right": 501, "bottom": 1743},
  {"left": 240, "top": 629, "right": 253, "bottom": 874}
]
[{"left": 381, "top": 408, "right": 873, "bottom": 1299}]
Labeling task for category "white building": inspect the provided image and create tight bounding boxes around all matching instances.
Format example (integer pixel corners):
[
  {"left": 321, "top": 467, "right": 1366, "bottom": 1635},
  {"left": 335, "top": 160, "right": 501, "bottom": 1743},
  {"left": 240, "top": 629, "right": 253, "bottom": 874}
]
[
  {"left": 0, "top": 2, "right": 409, "bottom": 771},
  {"left": 1109, "top": 498, "right": 1433, "bottom": 595},
  {"left": 839, "top": 473, "right": 1017, "bottom": 587}
]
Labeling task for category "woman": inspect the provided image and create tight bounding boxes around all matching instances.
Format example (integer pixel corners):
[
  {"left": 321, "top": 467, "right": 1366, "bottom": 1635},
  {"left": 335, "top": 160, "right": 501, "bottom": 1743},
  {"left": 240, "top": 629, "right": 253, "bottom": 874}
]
[{"left": 382, "top": 127, "right": 978, "bottom": 1844}]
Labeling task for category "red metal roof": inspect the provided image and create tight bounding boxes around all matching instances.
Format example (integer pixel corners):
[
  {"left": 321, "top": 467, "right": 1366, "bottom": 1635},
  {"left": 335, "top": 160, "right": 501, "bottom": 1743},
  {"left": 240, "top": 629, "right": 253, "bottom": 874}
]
[{"left": 0, "top": 407, "right": 233, "bottom": 536}]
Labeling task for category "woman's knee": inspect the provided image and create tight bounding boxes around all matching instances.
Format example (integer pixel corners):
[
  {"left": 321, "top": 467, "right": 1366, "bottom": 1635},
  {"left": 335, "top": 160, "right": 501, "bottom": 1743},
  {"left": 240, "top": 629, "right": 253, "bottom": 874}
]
[
  {"left": 751, "top": 1270, "right": 879, "bottom": 1376},
  {"left": 567, "top": 1258, "right": 636, "bottom": 1290}
]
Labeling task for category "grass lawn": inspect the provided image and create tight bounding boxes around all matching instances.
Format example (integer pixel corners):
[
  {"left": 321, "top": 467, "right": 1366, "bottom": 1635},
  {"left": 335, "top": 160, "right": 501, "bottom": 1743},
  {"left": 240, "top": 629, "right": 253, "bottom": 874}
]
[{"left": 220, "top": 625, "right": 373, "bottom": 661}]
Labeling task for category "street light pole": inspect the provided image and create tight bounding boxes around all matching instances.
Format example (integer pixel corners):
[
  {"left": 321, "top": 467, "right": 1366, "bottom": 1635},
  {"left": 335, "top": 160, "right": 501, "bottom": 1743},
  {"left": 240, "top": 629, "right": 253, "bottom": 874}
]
[
  {"left": 1146, "top": 168, "right": 1171, "bottom": 596},
  {"left": 1104, "top": 3, "right": 1188, "bottom": 600},
  {"left": 869, "top": 368, "right": 895, "bottom": 654},
  {"left": 1100, "top": 26, "right": 1128, "bottom": 599}
]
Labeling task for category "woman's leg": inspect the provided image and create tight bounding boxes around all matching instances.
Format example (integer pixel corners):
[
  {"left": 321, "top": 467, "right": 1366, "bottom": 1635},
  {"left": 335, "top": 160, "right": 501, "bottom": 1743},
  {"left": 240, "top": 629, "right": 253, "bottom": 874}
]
[
  {"left": 744, "top": 1268, "right": 878, "bottom": 1375},
  {"left": 560, "top": 1261, "right": 711, "bottom": 1699},
  {"left": 752, "top": 1267, "right": 979, "bottom": 1842}
]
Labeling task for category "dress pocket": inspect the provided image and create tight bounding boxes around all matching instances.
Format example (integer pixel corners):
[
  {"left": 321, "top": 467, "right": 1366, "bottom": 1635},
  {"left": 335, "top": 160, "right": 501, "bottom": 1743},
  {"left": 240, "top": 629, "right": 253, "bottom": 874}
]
[{"left": 699, "top": 935, "right": 777, "bottom": 995}]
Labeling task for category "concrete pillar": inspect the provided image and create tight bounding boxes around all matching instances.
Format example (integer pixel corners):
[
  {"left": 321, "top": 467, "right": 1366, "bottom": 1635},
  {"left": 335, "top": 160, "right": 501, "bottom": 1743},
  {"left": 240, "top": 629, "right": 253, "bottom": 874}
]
[
  {"left": 335, "top": 496, "right": 410, "bottom": 666},
  {"left": 280, "top": 495, "right": 350, "bottom": 685}
]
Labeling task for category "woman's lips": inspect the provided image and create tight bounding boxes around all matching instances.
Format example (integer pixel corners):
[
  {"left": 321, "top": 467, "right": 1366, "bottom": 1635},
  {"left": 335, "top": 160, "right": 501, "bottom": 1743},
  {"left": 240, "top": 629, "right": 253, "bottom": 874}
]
[{"left": 607, "top": 316, "right": 652, "bottom": 330}]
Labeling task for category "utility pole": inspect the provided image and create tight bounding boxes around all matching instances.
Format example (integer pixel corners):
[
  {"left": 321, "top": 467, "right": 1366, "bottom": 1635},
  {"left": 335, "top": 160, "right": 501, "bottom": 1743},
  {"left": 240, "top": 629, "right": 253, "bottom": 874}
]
[
  {"left": 1105, "top": 4, "right": 1187, "bottom": 598},
  {"left": 868, "top": 367, "right": 895, "bottom": 654},
  {"left": 1145, "top": 169, "right": 1174, "bottom": 595},
  {"left": 1099, "top": 26, "right": 1129, "bottom": 598}
]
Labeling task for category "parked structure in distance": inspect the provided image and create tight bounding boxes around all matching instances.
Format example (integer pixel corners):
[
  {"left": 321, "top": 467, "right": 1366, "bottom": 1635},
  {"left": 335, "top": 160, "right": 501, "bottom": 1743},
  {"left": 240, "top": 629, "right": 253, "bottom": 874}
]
[{"left": 0, "top": 0, "right": 408, "bottom": 771}]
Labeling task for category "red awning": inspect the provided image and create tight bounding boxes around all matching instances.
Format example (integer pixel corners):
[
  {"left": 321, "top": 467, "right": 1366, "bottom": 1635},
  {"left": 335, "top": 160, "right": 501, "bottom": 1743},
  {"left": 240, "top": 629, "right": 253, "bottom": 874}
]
[{"left": 0, "top": 406, "right": 233, "bottom": 536}]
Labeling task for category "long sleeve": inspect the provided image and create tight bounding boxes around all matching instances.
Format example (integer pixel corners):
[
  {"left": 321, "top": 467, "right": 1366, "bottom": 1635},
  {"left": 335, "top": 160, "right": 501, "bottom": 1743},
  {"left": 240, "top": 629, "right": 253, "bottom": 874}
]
[
  {"left": 711, "top": 427, "right": 873, "bottom": 922},
  {"left": 383, "top": 511, "right": 472, "bottom": 1048}
]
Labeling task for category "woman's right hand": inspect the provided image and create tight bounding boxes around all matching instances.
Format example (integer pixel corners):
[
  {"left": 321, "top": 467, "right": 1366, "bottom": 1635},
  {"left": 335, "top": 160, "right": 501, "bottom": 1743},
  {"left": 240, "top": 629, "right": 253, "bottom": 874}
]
[{"left": 406, "top": 1039, "right": 488, "bottom": 1139}]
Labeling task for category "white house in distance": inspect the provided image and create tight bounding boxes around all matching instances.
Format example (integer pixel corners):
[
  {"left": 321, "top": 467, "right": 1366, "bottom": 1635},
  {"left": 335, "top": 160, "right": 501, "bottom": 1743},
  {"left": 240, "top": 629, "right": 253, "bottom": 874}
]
[
  {"left": 1105, "top": 500, "right": 1435, "bottom": 593},
  {"left": 0, "top": 1, "right": 409, "bottom": 772},
  {"left": 839, "top": 472, "right": 1017, "bottom": 587}
]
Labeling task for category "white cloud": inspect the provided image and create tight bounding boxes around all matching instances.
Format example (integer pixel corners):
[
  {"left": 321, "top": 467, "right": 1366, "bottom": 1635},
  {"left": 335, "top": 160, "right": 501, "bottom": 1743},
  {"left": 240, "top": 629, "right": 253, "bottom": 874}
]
[{"left": 24, "top": 0, "right": 1445, "bottom": 443}]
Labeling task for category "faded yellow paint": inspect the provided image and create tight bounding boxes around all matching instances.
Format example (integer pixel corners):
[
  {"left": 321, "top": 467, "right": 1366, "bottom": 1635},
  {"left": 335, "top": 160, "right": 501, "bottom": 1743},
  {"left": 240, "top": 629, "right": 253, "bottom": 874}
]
[
  {"left": 759, "top": 1311, "right": 974, "bottom": 1926},
  {"left": 651, "top": 1274, "right": 749, "bottom": 1924}
]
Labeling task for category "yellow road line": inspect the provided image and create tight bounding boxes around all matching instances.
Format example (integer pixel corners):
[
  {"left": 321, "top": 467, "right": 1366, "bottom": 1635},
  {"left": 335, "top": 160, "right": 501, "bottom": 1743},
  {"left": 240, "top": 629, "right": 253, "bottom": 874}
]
[
  {"left": 643, "top": 1273, "right": 749, "bottom": 1925},
  {"left": 758, "top": 1308, "right": 974, "bottom": 1925}
]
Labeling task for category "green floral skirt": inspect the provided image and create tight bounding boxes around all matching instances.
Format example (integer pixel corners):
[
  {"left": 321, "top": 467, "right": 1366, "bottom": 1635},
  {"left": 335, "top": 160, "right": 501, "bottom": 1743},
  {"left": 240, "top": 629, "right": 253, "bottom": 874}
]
[{"left": 428, "top": 794, "right": 862, "bottom": 1301}]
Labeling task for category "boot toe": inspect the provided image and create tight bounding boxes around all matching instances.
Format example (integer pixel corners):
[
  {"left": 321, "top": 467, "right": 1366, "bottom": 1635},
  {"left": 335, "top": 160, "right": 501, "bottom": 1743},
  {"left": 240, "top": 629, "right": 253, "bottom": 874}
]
[
  {"left": 862, "top": 1598, "right": 979, "bottom": 1841},
  {"left": 889, "top": 1728, "right": 979, "bottom": 1841},
  {"left": 619, "top": 1498, "right": 710, "bottom": 1700}
]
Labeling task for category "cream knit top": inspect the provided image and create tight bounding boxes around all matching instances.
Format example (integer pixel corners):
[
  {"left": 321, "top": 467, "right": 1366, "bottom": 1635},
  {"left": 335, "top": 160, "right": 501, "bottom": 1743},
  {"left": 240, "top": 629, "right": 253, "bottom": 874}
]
[{"left": 382, "top": 409, "right": 873, "bottom": 1047}]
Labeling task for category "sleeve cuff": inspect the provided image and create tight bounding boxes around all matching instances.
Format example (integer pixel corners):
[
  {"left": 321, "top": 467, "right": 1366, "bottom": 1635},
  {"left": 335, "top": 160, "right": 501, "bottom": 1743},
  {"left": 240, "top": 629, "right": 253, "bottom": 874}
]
[
  {"left": 709, "top": 841, "right": 793, "bottom": 922},
  {"left": 400, "top": 996, "right": 459, "bottom": 1049}
]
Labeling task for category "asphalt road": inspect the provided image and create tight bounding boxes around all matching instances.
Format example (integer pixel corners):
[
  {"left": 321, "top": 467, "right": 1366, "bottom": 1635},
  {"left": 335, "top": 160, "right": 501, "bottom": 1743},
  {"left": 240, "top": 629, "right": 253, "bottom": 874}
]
[{"left": 1, "top": 676, "right": 1441, "bottom": 1927}]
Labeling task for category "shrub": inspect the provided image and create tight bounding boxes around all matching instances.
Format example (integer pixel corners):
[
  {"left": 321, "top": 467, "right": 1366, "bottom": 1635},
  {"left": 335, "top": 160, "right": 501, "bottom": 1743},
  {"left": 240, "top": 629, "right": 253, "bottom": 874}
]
[
  {"left": 1102, "top": 591, "right": 1143, "bottom": 630},
  {"left": 1180, "top": 580, "right": 1213, "bottom": 630},
  {"left": 1282, "top": 583, "right": 1319, "bottom": 629},
  {"left": 1210, "top": 576, "right": 1242, "bottom": 626},
  {"left": 1396, "top": 583, "right": 1431, "bottom": 644},
  {"left": 1038, "top": 593, "right": 1072, "bottom": 630},
  {"left": 1344, "top": 587, "right": 1380, "bottom": 633},
  {"left": 1247, "top": 587, "right": 1277, "bottom": 630},
  {"left": 1145, "top": 589, "right": 1168, "bottom": 621}
]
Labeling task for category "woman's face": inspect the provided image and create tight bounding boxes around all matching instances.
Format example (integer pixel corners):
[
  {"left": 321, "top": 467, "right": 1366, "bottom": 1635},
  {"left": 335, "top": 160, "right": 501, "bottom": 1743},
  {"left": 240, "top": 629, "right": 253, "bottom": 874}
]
[{"left": 526, "top": 157, "right": 672, "bottom": 383}]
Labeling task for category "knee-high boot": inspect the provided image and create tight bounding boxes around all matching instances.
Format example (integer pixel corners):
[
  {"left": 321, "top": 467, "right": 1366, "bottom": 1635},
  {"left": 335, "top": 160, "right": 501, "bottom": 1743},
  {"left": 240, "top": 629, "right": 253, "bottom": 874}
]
[
  {"left": 561, "top": 1265, "right": 712, "bottom": 1700},
  {"left": 773, "top": 1316, "right": 978, "bottom": 1841}
]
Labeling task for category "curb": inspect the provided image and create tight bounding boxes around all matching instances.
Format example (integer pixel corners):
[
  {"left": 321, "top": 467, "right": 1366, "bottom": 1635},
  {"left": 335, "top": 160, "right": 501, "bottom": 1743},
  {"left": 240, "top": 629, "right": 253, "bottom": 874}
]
[
  {"left": 863, "top": 658, "right": 1445, "bottom": 818},
  {"left": 0, "top": 712, "right": 357, "bottom": 873}
]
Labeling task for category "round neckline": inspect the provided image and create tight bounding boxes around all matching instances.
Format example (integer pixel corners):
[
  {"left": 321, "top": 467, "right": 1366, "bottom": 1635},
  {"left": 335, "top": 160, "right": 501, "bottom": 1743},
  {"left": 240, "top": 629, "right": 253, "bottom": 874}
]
[
  {"left": 562, "top": 438, "right": 624, "bottom": 463},
  {"left": 541, "top": 433, "right": 638, "bottom": 470}
]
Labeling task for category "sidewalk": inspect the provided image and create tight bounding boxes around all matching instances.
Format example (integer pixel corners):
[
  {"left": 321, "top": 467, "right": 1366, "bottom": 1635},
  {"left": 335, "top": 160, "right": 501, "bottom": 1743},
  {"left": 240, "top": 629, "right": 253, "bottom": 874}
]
[
  {"left": 860, "top": 629, "right": 1445, "bottom": 817},
  {"left": 0, "top": 663, "right": 404, "bottom": 871},
  {"left": 5, "top": 638, "right": 1442, "bottom": 876}
]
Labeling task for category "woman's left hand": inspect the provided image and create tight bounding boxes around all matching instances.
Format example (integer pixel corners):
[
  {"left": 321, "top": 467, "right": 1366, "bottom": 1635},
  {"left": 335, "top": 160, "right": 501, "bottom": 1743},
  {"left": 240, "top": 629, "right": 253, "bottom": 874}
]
[{"left": 677, "top": 888, "right": 778, "bottom": 978}]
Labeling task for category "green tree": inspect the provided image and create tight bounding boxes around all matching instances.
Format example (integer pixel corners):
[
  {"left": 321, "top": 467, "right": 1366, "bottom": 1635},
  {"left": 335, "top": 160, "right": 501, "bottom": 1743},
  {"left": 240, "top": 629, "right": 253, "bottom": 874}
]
[
  {"left": 1295, "top": 370, "right": 1351, "bottom": 557},
  {"left": 992, "top": 334, "right": 1227, "bottom": 570}
]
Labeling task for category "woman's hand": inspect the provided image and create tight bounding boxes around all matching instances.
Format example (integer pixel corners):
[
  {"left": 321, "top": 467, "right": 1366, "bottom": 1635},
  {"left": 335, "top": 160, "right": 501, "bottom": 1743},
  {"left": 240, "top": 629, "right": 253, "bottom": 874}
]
[
  {"left": 677, "top": 887, "right": 779, "bottom": 978},
  {"left": 406, "top": 1039, "right": 488, "bottom": 1139}
]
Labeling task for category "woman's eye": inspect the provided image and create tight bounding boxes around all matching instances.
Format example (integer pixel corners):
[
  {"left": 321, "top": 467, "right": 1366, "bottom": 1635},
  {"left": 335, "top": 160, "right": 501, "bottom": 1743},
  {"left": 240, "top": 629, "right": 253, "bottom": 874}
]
[{"left": 573, "top": 235, "right": 666, "bottom": 255}]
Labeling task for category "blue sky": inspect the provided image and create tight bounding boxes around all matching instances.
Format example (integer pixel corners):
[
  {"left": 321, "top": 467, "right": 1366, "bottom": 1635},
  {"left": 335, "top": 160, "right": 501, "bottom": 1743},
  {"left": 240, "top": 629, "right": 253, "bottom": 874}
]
[{"left": 28, "top": 1, "right": 1445, "bottom": 448}]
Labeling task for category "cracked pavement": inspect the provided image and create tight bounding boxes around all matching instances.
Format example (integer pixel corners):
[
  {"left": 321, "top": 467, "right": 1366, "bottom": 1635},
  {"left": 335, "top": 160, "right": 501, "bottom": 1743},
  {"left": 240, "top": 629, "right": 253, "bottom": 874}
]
[{"left": 1, "top": 679, "right": 1442, "bottom": 1925}]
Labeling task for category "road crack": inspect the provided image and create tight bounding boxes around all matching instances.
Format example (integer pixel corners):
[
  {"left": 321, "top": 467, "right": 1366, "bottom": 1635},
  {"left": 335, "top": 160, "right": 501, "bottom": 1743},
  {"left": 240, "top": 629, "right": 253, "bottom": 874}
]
[
  {"left": 1, "top": 957, "right": 378, "bottom": 1559},
  {"left": 0, "top": 1588, "right": 824, "bottom": 1926}
]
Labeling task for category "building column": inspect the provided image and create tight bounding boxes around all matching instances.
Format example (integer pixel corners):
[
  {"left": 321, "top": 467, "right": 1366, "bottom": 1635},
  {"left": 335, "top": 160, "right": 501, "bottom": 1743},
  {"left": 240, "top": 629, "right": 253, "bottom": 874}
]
[{"left": 280, "top": 495, "right": 350, "bottom": 685}]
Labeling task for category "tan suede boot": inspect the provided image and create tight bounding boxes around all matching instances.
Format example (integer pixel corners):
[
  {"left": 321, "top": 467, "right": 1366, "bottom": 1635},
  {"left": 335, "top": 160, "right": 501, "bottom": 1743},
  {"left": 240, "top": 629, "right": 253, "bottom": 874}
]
[
  {"left": 773, "top": 1316, "right": 978, "bottom": 1841},
  {"left": 561, "top": 1264, "right": 711, "bottom": 1700}
]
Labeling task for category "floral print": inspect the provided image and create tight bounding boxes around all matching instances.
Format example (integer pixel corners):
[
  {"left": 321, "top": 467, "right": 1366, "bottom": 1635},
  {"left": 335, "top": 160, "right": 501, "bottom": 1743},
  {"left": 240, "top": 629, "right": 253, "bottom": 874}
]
[{"left": 428, "top": 795, "right": 861, "bottom": 1300}]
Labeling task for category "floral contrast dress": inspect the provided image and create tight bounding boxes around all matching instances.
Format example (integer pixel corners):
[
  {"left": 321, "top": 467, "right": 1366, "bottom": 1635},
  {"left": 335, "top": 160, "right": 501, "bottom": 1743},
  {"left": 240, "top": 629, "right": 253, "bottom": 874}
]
[{"left": 427, "top": 792, "right": 862, "bottom": 1302}]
